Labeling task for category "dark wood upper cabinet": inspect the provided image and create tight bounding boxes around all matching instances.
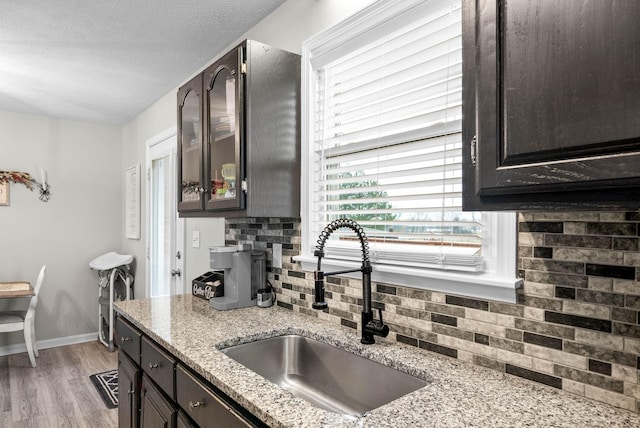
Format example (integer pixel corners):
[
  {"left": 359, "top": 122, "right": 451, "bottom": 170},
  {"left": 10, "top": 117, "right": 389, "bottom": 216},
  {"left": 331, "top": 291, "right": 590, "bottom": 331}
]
[
  {"left": 462, "top": 0, "right": 640, "bottom": 210},
  {"left": 177, "top": 40, "right": 301, "bottom": 218}
]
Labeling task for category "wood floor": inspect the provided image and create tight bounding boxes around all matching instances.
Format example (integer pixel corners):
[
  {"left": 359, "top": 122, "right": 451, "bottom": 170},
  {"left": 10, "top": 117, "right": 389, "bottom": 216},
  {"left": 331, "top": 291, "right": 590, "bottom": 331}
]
[{"left": 0, "top": 341, "right": 118, "bottom": 427}]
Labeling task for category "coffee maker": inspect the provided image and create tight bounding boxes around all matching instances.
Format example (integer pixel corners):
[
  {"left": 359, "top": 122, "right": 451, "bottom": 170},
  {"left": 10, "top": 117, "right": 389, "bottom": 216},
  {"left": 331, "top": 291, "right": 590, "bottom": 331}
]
[{"left": 208, "top": 244, "right": 265, "bottom": 310}]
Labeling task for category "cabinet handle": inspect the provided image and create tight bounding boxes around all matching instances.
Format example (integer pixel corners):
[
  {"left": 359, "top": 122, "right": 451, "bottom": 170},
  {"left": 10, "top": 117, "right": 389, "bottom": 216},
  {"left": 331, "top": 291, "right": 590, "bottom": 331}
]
[
  {"left": 121, "top": 336, "right": 132, "bottom": 342},
  {"left": 148, "top": 363, "right": 159, "bottom": 370},
  {"left": 470, "top": 135, "right": 477, "bottom": 166},
  {"left": 189, "top": 400, "right": 205, "bottom": 410}
]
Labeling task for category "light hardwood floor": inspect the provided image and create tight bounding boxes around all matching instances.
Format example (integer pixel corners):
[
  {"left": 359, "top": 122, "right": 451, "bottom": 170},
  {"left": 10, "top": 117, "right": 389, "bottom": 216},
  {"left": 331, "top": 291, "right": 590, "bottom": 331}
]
[{"left": 0, "top": 341, "right": 118, "bottom": 427}]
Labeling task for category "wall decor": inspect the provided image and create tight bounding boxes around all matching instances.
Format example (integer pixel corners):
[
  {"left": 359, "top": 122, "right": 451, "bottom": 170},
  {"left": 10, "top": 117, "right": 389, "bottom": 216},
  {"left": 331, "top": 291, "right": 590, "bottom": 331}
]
[
  {"left": 0, "top": 171, "right": 35, "bottom": 190},
  {"left": 0, "top": 182, "right": 9, "bottom": 206},
  {"left": 125, "top": 164, "right": 141, "bottom": 240},
  {"left": 0, "top": 170, "right": 51, "bottom": 202},
  {"left": 38, "top": 182, "right": 51, "bottom": 202},
  {"left": 37, "top": 168, "right": 51, "bottom": 202}
]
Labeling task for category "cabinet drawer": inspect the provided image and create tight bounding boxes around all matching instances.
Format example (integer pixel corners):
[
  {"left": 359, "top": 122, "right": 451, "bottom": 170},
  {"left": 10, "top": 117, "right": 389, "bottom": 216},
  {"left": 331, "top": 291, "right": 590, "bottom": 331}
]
[
  {"left": 141, "top": 336, "right": 176, "bottom": 399},
  {"left": 115, "top": 317, "right": 141, "bottom": 364},
  {"left": 176, "top": 364, "right": 252, "bottom": 428}
]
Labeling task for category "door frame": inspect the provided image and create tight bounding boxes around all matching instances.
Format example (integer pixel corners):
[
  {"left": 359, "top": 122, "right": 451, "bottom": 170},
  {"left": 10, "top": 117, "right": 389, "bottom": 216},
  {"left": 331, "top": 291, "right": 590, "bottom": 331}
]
[{"left": 145, "top": 126, "right": 185, "bottom": 297}]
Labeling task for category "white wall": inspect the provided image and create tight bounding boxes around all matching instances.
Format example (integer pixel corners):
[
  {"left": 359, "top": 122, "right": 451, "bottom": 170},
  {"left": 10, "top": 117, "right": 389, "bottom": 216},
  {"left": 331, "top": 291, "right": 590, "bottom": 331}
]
[
  {"left": 242, "top": 0, "right": 375, "bottom": 55},
  {"left": 120, "top": 85, "right": 228, "bottom": 298},
  {"left": 121, "top": 0, "right": 374, "bottom": 291},
  {"left": 0, "top": 110, "right": 122, "bottom": 347},
  {"left": 120, "top": 91, "right": 175, "bottom": 298}
]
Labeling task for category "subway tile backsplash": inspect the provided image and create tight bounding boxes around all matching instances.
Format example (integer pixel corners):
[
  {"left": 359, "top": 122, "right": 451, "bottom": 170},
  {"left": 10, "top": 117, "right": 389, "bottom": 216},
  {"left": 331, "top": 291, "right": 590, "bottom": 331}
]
[{"left": 226, "top": 212, "right": 640, "bottom": 413}]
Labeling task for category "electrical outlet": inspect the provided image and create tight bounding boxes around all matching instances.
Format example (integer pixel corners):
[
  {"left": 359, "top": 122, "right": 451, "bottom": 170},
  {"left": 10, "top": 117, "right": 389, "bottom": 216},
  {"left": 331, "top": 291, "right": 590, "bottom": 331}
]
[
  {"left": 192, "top": 231, "right": 200, "bottom": 248},
  {"left": 273, "top": 243, "right": 282, "bottom": 269}
]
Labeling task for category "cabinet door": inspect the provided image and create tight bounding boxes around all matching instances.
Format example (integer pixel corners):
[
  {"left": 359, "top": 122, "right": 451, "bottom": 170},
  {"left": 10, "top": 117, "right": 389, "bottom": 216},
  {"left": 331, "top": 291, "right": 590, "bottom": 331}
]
[
  {"left": 140, "top": 375, "right": 176, "bottom": 428},
  {"left": 203, "top": 47, "right": 245, "bottom": 212},
  {"left": 462, "top": 0, "right": 640, "bottom": 210},
  {"left": 176, "top": 411, "right": 196, "bottom": 428},
  {"left": 178, "top": 73, "right": 205, "bottom": 212},
  {"left": 118, "top": 351, "right": 140, "bottom": 428}
]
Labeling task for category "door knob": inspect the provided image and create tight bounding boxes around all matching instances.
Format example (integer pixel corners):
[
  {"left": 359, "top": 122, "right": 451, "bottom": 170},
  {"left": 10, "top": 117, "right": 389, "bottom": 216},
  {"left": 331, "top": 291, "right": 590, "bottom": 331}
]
[{"left": 171, "top": 269, "right": 181, "bottom": 277}]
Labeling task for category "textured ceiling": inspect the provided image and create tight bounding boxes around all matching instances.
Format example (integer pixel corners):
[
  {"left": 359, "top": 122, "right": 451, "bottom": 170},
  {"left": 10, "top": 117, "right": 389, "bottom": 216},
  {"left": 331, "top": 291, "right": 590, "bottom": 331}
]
[{"left": 0, "top": 0, "right": 286, "bottom": 124}]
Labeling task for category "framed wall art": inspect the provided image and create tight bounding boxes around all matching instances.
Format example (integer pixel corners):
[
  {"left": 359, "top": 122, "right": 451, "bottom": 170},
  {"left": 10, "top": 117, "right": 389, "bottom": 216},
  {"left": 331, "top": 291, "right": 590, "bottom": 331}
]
[
  {"left": 125, "top": 164, "right": 140, "bottom": 239},
  {"left": 0, "top": 182, "right": 9, "bottom": 206}
]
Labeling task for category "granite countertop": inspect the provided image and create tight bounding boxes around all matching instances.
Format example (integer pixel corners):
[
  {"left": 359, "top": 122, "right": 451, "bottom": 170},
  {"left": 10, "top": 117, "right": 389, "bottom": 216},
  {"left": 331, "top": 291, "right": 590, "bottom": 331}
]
[{"left": 115, "top": 295, "right": 640, "bottom": 427}]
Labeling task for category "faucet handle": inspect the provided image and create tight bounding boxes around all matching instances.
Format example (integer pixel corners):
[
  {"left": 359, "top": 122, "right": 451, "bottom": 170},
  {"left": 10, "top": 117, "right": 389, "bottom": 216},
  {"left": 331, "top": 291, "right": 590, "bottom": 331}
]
[
  {"left": 375, "top": 308, "right": 389, "bottom": 337},
  {"left": 363, "top": 308, "right": 389, "bottom": 342}
]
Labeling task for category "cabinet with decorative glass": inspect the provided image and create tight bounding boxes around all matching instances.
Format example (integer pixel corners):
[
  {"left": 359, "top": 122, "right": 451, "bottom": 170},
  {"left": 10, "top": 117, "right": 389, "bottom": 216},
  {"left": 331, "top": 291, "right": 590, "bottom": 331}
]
[{"left": 177, "top": 40, "right": 301, "bottom": 218}]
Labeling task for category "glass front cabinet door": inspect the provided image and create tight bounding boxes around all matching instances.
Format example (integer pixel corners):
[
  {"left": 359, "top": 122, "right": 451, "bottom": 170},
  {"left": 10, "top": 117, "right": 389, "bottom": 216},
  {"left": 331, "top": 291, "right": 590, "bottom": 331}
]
[
  {"left": 177, "top": 39, "right": 300, "bottom": 218},
  {"left": 177, "top": 74, "right": 204, "bottom": 212},
  {"left": 204, "top": 48, "right": 245, "bottom": 211}
]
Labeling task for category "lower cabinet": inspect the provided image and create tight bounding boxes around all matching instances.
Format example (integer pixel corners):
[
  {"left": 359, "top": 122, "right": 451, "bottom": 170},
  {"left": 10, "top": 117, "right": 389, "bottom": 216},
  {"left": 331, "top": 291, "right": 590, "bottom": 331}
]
[
  {"left": 118, "top": 351, "right": 140, "bottom": 428},
  {"left": 116, "top": 315, "right": 265, "bottom": 428},
  {"left": 140, "top": 374, "right": 177, "bottom": 428},
  {"left": 177, "top": 411, "right": 197, "bottom": 428}
]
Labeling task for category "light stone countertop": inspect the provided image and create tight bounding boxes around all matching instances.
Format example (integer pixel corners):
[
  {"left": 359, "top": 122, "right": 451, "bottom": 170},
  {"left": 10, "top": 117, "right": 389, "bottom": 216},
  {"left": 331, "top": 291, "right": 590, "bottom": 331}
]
[{"left": 115, "top": 295, "right": 640, "bottom": 427}]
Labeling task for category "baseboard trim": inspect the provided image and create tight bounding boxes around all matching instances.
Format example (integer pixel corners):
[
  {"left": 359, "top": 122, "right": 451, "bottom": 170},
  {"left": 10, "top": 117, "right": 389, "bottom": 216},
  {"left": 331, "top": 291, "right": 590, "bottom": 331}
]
[{"left": 0, "top": 332, "right": 99, "bottom": 357}]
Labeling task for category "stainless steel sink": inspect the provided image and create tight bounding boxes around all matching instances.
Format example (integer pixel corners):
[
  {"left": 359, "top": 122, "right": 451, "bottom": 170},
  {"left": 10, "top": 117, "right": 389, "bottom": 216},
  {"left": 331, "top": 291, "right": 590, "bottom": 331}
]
[{"left": 221, "top": 334, "right": 429, "bottom": 416}]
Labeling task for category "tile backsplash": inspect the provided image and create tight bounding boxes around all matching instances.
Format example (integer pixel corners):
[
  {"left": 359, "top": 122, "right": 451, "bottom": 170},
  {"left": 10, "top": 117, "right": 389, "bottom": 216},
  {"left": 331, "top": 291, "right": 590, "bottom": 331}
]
[{"left": 226, "top": 212, "right": 640, "bottom": 413}]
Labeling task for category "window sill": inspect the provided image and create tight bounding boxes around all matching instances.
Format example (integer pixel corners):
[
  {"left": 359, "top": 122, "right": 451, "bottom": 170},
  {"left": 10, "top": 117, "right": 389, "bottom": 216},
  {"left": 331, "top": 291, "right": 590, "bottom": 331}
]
[{"left": 294, "top": 255, "right": 522, "bottom": 304}]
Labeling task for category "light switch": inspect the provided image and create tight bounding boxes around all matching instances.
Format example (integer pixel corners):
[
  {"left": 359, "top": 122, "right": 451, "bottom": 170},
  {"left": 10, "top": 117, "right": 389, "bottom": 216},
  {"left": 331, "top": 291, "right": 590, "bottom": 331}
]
[
  {"left": 273, "top": 243, "right": 282, "bottom": 269},
  {"left": 192, "top": 231, "right": 200, "bottom": 248}
]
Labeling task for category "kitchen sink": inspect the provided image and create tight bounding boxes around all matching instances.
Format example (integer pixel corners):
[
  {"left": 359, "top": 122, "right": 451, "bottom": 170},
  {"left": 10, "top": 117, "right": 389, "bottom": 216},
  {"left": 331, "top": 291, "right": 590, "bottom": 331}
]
[{"left": 221, "top": 334, "right": 429, "bottom": 416}]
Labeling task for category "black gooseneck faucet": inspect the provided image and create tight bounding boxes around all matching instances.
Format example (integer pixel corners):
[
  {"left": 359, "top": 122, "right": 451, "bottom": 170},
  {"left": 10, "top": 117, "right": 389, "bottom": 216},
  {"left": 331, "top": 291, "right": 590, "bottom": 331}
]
[{"left": 313, "top": 219, "right": 389, "bottom": 344}]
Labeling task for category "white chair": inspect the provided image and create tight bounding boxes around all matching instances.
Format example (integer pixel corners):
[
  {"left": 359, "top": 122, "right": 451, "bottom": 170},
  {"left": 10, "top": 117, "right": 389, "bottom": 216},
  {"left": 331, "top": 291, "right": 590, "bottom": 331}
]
[{"left": 0, "top": 265, "right": 46, "bottom": 367}]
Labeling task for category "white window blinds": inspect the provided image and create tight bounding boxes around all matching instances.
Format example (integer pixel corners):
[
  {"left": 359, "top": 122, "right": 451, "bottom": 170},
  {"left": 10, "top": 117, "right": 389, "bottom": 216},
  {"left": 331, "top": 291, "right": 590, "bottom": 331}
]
[{"left": 309, "top": 0, "right": 483, "bottom": 271}]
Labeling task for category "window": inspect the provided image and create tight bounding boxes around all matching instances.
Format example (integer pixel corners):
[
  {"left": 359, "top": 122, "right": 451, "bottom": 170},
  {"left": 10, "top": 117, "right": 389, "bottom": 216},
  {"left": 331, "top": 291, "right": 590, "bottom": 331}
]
[{"left": 297, "top": 0, "right": 521, "bottom": 302}]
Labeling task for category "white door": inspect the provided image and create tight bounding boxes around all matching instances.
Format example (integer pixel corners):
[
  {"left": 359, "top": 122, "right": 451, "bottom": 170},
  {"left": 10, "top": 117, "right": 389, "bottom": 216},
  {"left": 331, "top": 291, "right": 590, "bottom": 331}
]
[{"left": 146, "top": 128, "right": 185, "bottom": 297}]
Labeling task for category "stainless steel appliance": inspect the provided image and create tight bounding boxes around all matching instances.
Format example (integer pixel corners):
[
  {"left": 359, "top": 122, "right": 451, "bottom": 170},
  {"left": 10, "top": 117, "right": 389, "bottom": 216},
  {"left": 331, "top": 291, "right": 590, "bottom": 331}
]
[{"left": 208, "top": 244, "right": 265, "bottom": 310}]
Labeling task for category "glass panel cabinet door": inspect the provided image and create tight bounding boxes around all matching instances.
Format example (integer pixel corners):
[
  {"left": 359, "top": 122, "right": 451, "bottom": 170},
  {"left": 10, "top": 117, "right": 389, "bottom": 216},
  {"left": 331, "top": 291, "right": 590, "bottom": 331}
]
[
  {"left": 205, "top": 48, "right": 244, "bottom": 211},
  {"left": 177, "top": 74, "right": 203, "bottom": 211}
]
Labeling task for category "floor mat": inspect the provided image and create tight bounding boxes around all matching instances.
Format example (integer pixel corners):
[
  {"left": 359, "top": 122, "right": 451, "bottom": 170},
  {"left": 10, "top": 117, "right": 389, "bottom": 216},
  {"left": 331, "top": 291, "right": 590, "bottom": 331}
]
[{"left": 89, "top": 369, "right": 118, "bottom": 409}]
